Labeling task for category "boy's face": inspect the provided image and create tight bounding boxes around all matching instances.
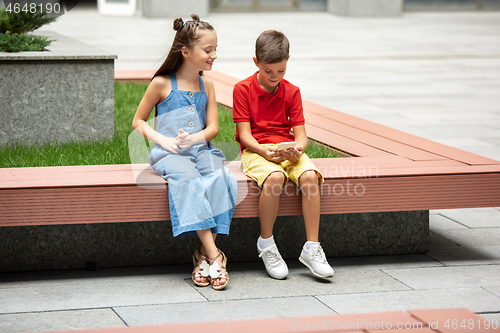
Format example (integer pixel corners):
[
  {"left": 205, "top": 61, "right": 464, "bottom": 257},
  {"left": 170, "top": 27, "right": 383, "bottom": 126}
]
[{"left": 253, "top": 57, "right": 289, "bottom": 93}]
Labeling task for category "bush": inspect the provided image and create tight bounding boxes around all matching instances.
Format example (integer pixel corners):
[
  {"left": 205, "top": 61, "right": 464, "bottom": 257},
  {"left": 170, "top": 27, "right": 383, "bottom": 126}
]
[
  {"left": 0, "top": 5, "right": 56, "bottom": 52},
  {"left": 0, "top": 30, "right": 52, "bottom": 52}
]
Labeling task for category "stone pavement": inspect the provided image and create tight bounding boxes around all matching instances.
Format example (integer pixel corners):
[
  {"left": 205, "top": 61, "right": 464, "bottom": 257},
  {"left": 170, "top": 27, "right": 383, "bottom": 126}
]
[{"left": 1, "top": 6, "right": 500, "bottom": 333}]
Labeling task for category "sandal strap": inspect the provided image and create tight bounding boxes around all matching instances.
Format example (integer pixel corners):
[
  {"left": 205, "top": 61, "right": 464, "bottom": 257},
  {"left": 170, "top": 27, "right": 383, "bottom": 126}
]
[{"left": 206, "top": 249, "right": 223, "bottom": 265}]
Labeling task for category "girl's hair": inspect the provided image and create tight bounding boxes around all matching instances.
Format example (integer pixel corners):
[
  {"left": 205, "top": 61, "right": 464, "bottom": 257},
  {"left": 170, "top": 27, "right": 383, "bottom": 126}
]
[
  {"left": 255, "top": 30, "right": 289, "bottom": 64},
  {"left": 152, "top": 14, "right": 215, "bottom": 79}
]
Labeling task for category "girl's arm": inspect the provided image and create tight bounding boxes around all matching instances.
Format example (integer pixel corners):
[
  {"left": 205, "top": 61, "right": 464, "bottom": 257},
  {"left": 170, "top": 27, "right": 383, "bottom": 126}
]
[
  {"left": 132, "top": 77, "right": 180, "bottom": 154},
  {"left": 177, "top": 76, "right": 219, "bottom": 148}
]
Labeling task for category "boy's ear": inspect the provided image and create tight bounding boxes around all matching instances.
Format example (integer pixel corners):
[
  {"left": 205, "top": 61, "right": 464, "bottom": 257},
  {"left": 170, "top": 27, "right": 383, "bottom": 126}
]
[{"left": 253, "top": 56, "right": 259, "bottom": 67}]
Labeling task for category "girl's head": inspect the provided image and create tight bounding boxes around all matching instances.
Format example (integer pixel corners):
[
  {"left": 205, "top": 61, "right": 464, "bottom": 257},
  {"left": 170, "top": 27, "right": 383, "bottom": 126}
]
[{"left": 153, "top": 14, "right": 217, "bottom": 78}]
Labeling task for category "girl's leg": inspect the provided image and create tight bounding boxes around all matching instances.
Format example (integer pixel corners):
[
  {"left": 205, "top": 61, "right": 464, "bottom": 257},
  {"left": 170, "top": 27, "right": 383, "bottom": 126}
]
[
  {"left": 196, "top": 229, "right": 226, "bottom": 288},
  {"left": 299, "top": 170, "right": 321, "bottom": 242},
  {"left": 259, "top": 172, "right": 286, "bottom": 238}
]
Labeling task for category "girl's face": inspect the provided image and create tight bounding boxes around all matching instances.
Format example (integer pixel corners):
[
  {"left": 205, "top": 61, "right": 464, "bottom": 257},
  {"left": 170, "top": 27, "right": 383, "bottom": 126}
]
[
  {"left": 253, "top": 58, "right": 289, "bottom": 93},
  {"left": 183, "top": 30, "right": 218, "bottom": 72}
]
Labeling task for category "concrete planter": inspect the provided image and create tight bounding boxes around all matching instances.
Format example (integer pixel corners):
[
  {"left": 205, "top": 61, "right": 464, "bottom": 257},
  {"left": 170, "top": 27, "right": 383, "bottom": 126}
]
[
  {"left": 0, "top": 31, "right": 117, "bottom": 147},
  {"left": 328, "top": 0, "right": 403, "bottom": 17},
  {"left": 142, "top": 0, "right": 209, "bottom": 18}
]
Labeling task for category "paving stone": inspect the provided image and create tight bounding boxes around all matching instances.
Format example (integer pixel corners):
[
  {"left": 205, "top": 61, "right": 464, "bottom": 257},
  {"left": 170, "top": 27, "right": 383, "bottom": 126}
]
[
  {"left": 429, "top": 214, "right": 468, "bottom": 230},
  {"left": 437, "top": 208, "right": 500, "bottom": 228},
  {"left": 432, "top": 228, "right": 500, "bottom": 248},
  {"left": 0, "top": 272, "right": 205, "bottom": 313},
  {"left": 114, "top": 296, "right": 335, "bottom": 326},
  {"left": 484, "top": 286, "right": 500, "bottom": 298},
  {"left": 316, "top": 287, "right": 500, "bottom": 314},
  {"left": 382, "top": 265, "right": 500, "bottom": 290},
  {"left": 328, "top": 254, "right": 442, "bottom": 270},
  {"left": 0, "top": 309, "right": 125, "bottom": 333},
  {"left": 192, "top": 260, "right": 411, "bottom": 301},
  {"left": 426, "top": 245, "right": 500, "bottom": 266}
]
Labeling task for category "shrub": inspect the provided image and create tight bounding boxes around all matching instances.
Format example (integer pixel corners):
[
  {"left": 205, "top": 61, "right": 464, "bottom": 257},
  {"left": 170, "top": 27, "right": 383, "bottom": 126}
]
[
  {"left": 0, "top": 30, "right": 52, "bottom": 52},
  {"left": 0, "top": 5, "right": 56, "bottom": 52}
]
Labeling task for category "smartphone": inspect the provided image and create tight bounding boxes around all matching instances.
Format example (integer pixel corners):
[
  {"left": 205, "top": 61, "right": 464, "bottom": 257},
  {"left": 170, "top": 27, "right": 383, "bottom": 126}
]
[{"left": 276, "top": 141, "right": 296, "bottom": 151}]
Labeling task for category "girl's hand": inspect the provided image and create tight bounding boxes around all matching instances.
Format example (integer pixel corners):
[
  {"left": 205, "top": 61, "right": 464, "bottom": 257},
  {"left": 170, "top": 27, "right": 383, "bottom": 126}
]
[
  {"left": 158, "top": 135, "right": 180, "bottom": 154},
  {"left": 262, "top": 146, "right": 285, "bottom": 164},
  {"left": 282, "top": 146, "right": 303, "bottom": 164},
  {"left": 177, "top": 129, "right": 192, "bottom": 149}
]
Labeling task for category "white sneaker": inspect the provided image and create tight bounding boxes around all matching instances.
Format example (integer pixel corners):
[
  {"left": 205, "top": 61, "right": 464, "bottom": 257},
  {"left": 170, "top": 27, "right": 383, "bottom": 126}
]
[
  {"left": 299, "top": 244, "right": 334, "bottom": 278},
  {"left": 257, "top": 242, "right": 289, "bottom": 280}
]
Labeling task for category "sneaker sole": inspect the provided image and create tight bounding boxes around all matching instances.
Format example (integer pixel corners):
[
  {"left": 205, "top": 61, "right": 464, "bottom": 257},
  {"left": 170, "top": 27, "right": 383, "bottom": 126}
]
[
  {"left": 299, "top": 256, "right": 334, "bottom": 278},
  {"left": 264, "top": 265, "right": 288, "bottom": 279}
]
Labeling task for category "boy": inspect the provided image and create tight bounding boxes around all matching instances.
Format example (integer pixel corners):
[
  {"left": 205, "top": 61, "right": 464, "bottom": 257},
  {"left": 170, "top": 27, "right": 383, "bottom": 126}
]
[{"left": 232, "top": 30, "right": 334, "bottom": 279}]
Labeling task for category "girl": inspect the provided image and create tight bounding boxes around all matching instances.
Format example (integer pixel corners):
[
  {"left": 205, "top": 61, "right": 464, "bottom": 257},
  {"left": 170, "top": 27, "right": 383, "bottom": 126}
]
[{"left": 132, "top": 14, "right": 237, "bottom": 290}]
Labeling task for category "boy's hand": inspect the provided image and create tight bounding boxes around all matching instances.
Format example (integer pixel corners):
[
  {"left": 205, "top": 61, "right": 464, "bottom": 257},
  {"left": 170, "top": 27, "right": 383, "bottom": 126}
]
[
  {"left": 282, "top": 146, "right": 303, "bottom": 164},
  {"left": 158, "top": 135, "right": 180, "bottom": 154},
  {"left": 262, "top": 146, "right": 285, "bottom": 164},
  {"left": 177, "top": 129, "right": 192, "bottom": 149}
]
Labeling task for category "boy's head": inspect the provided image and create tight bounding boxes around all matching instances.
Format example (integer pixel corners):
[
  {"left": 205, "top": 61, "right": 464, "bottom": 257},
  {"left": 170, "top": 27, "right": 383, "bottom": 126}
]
[
  {"left": 255, "top": 30, "right": 289, "bottom": 64},
  {"left": 253, "top": 30, "right": 290, "bottom": 92}
]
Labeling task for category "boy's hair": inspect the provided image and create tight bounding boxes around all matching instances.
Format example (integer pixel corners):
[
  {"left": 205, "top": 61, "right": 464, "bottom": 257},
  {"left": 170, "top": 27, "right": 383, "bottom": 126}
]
[
  {"left": 255, "top": 30, "right": 289, "bottom": 64},
  {"left": 153, "top": 14, "right": 214, "bottom": 79}
]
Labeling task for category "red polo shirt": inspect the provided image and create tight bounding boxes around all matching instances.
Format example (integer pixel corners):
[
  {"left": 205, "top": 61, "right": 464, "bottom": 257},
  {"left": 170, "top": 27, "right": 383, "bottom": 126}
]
[{"left": 233, "top": 71, "right": 305, "bottom": 151}]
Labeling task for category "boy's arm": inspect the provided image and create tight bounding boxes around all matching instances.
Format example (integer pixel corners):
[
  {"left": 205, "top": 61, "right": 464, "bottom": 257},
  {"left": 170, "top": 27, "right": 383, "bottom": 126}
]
[
  {"left": 292, "top": 124, "right": 308, "bottom": 152},
  {"left": 282, "top": 124, "right": 308, "bottom": 164},
  {"left": 236, "top": 122, "right": 283, "bottom": 163}
]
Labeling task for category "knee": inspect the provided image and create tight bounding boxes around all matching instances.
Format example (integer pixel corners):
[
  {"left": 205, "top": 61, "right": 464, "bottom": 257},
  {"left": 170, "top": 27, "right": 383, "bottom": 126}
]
[
  {"left": 262, "top": 172, "right": 285, "bottom": 195},
  {"left": 299, "top": 171, "right": 319, "bottom": 188}
]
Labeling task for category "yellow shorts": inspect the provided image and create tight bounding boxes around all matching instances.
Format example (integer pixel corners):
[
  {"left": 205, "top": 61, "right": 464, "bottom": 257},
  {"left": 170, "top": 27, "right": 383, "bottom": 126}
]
[{"left": 240, "top": 144, "right": 324, "bottom": 188}]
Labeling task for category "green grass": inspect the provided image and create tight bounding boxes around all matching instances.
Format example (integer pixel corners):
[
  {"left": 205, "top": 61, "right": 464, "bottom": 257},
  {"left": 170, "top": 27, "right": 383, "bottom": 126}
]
[{"left": 0, "top": 82, "right": 341, "bottom": 168}]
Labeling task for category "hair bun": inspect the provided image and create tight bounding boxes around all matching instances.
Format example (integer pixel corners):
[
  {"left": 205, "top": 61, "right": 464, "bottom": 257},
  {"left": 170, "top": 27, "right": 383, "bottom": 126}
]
[
  {"left": 191, "top": 14, "right": 200, "bottom": 22},
  {"left": 173, "top": 17, "right": 184, "bottom": 31}
]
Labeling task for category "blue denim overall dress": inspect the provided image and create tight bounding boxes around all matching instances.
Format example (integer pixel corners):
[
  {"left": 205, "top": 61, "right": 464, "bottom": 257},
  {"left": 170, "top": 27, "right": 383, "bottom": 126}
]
[{"left": 148, "top": 73, "right": 237, "bottom": 238}]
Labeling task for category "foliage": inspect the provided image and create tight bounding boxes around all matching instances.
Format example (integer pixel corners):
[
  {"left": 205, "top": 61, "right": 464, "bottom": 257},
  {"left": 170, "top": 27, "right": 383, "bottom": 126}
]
[
  {"left": 0, "top": 5, "right": 56, "bottom": 34},
  {"left": 0, "top": 30, "right": 52, "bottom": 52},
  {"left": 0, "top": 5, "right": 56, "bottom": 52}
]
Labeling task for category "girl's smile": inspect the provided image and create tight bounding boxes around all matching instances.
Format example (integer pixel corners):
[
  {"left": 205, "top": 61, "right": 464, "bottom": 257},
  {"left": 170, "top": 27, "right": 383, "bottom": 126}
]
[{"left": 184, "top": 30, "right": 218, "bottom": 72}]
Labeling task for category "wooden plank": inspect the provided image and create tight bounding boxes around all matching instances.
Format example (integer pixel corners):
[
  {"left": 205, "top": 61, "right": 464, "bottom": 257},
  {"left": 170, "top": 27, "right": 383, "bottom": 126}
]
[
  {"left": 114, "top": 69, "right": 153, "bottom": 82},
  {"left": 2, "top": 165, "right": 499, "bottom": 227},
  {"left": 2, "top": 158, "right": 499, "bottom": 190},
  {"left": 303, "top": 99, "right": 500, "bottom": 166},
  {"left": 34, "top": 310, "right": 426, "bottom": 333},
  {"left": 409, "top": 308, "right": 498, "bottom": 332},
  {"left": 305, "top": 111, "right": 448, "bottom": 161},
  {"left": 305, "top": 123, "right": 393, "bottom": 157}
]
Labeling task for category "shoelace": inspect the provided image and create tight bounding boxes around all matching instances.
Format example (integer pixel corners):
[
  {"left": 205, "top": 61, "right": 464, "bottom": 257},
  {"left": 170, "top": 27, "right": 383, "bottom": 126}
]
[
  {"left": 311, "top": 246, "right": 327, "bottom": 263},
  {"left": 259, "top": 247, "right": 282, "bottom": 265}
]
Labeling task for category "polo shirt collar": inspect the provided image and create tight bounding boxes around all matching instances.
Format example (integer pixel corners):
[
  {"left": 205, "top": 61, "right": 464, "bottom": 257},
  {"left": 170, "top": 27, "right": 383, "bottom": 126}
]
[{"left": 252, "top": 71, "right": 284, "bottom": 99}]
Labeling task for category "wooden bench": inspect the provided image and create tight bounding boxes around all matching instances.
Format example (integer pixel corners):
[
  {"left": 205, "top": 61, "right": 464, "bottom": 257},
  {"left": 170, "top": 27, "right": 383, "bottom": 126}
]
[
  {"left": 38, "top": 308, "right": 499, "bottom": 333},
  {"left": 2, "top": 70, "right": 499, "bottom": 228}
]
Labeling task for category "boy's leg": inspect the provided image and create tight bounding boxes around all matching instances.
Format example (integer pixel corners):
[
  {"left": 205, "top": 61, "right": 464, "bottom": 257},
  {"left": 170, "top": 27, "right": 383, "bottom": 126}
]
[
  {"left": 288, "top": 156, "right": 334, "bottom": 279},
  {"left": 259, "top": 171, "right": 286, "bottom": 238},
  {"left": 240, "top": 147, "right": 289, "bottom": 279},
  {"left": 257, "top": 171, "right": 289, "bottom": 279},
  {"left": 299, "top": 170, "right": 321, "bottom": 242}
]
